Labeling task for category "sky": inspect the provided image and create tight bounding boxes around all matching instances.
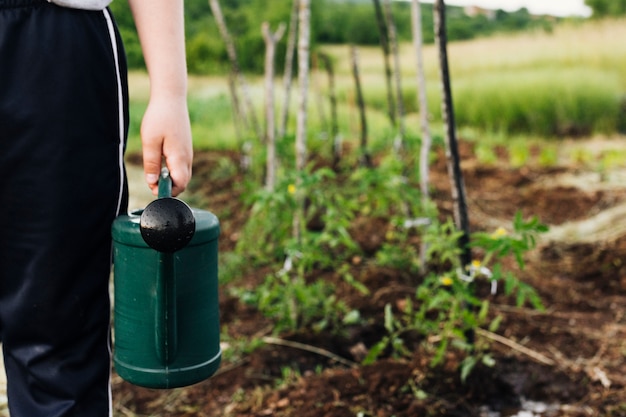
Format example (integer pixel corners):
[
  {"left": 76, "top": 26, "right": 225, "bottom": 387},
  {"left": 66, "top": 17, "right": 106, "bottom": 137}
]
[{"left": 409, "top": 0, "right": 592, "bottom": 17}]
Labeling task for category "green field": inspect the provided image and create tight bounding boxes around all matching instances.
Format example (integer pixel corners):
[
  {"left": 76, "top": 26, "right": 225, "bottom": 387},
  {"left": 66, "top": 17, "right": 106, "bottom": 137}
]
[{"left": 125, "top": 18, "right": 626, "bottom": 156}]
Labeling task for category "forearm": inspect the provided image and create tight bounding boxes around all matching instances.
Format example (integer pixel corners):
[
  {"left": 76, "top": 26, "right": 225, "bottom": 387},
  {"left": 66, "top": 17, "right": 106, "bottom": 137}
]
[
  {"left": 127, "top": 0, "right": 193, "bottom": 196},
  {"left": 128, "top": 0, "right": 188, "bottom": 99}
]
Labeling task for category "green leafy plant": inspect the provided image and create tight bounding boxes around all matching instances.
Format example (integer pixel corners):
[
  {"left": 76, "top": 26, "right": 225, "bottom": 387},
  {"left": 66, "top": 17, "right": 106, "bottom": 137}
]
[
  {"left": 234, "top": 175, "right": 300, "bottom": 263},
  {"left": 236, "top": 165, "right": 361, "bottom": 269},
  {"left": 237, "top": 267, "right": 356, "bottom": 333},
  {"left": 235, "top": 165, "right": 365, "bottom": 333},
  {"left": 365, "top": 212, "right": 548, "bottom": 381},
  {"left": 347, "top": 154, "right": 423, "bottom": 218},
  {"left": 234, "top": 146, "right": 441, "bottom": 336}
]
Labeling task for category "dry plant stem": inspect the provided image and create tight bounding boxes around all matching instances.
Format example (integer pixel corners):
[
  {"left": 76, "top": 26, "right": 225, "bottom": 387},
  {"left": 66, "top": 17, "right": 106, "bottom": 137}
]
[
  {"left": 212, "top": 358, "right": 250, "bottom": 377},
  {"left": 116, "top": 404, "right": 138, "bottom": 417},
  {"left": 493, "top": 303, "right": 616, "bottom": 386},
  {"left": 262, "top": 336, "right": 358, "bottom": 368},
  {"left": 476, "top": 328, "right": 555, "bottom": 366},
  {"left": 493, "top": 303, "right": 553, "bottom": 316},
  {"left": 547, "top": 344, "right": 613, "bottom": 388}
]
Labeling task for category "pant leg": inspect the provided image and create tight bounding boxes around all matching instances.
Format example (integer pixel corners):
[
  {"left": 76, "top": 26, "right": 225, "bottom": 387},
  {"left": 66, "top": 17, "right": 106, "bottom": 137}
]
[{"left": 0, "top": 2, "right": 128, "bottom": 416}]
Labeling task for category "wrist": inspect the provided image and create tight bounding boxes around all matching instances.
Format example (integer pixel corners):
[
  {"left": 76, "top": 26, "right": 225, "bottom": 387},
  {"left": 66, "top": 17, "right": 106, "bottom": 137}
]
[
  {"left": 148, "top": 90, "right": 188, "bottom": 109},
  {"left": 147, "top": 66, "right": 188, "bottom": 102}
]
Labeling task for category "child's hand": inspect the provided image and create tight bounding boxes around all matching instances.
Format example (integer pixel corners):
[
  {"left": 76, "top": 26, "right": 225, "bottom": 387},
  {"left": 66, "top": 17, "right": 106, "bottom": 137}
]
[{"left": 141, "top": 95, "right": 193, "bottom": 197}]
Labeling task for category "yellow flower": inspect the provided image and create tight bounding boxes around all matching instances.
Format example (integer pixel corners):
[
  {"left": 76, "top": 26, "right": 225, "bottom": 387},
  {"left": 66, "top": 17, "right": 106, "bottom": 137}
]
[
  {"left": 440, "top": 276, "right": 453, "bottom": 286},
  {"left": 466, "top": 259, "right": 493, "bottom": 279},
  {"left": 287, "top": 184, "right": 296, "bottom": 195},
  {"left": 492, "top": 227, "right": 508, "bottom": 238}
]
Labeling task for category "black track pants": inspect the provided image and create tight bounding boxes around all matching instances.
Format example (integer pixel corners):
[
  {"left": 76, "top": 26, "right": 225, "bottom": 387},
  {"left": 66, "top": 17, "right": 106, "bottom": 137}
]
[{"left": 0, "top": 1, "right": 129, "bottom": 416}]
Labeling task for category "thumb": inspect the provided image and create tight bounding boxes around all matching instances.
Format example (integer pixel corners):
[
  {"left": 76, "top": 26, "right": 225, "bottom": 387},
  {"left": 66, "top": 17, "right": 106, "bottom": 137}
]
[{"left": 142, "top": 137, "right": 164, "bottom": 195}]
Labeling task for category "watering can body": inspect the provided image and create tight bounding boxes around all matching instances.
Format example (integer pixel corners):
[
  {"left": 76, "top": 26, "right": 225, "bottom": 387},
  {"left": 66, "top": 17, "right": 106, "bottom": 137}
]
[{"left": 112, "top": 203, "right": 221, "bottom": 389}]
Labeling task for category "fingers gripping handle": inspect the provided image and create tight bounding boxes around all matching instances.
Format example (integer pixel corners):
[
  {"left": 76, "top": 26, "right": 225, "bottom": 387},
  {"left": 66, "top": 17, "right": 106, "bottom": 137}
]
[{"left": 158, "top": 167, "right": 173, "bottom": 199}]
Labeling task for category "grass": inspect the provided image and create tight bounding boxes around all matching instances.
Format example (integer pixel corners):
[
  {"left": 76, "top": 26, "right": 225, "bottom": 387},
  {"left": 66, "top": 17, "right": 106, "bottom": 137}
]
[
  {"left": 452, "top": 68, "right": 621, "bottom": 136},
  {"left": 323, "top": 18, "right": 626, "bottom": 139}
]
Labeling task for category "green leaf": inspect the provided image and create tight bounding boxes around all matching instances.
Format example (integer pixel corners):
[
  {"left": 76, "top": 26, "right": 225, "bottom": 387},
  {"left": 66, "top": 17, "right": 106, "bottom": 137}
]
[
  {"left": 384, "top": 303, "right": 395, "bottom": 332},
  {"left": 477, "top": 300, "right": 490, "bottom": 322},
  {"left": 343, "top": 309, "right": 361, "bottom": 325},
  {"left": 460, "top": 356, "right": 478, "bottom": 383},
  {"left": 482, "top": 354, "right": 496, "bottom": 367},
  {"left": 343, "top": 272, "right": 370, "bottom": 295},
  {"left": 488, "top": 315, "right": 503, "bottom": 333},
  {"left": 362, "top": 338, "right": 388, "bottom": 365}
]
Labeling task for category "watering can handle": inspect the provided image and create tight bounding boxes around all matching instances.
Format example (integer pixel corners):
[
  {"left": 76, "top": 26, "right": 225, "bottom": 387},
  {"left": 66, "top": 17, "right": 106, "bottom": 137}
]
[
  {"left": 156, "top": 167, "right": 177, "bottom": 364},
  {"left": 158, "top": 167, "right": 173, "bottom": 199},
  {"left": 156, "top": 254, "right": 178, "bottom": 365}
]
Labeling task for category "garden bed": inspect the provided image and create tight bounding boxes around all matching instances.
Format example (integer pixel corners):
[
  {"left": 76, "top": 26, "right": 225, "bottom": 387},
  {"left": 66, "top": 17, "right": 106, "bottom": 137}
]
[{"left": 113, "top": 140, "right": 626, "bottom": 416}]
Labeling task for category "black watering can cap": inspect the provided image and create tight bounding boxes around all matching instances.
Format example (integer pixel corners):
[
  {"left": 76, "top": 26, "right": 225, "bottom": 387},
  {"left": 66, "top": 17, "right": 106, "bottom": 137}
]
[{"left": 140, "top": 168, "right": 196, "bottom": 253}]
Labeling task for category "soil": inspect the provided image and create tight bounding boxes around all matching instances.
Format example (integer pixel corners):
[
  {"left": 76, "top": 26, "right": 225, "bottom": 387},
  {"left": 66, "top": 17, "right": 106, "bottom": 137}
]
[{"left": 113, "top": 141, "right": 626, "bottom": 417}]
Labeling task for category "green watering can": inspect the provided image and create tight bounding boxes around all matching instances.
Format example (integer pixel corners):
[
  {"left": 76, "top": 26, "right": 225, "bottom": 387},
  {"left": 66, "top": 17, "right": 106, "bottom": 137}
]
[{"left": 112, "top": 168, "right": 221, "bottom": 389}]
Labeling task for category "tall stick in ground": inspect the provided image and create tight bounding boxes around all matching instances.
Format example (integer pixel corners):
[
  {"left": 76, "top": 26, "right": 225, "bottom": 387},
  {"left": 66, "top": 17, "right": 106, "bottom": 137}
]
[
  {"left": 262, "top": 22, "right": 286, "bottom": 191},
  {"left": 412, "top": 0, "right": 433, "bottom": 200},
  {"left": 372, "top": 0, "right": 396, "bottom": 128},
  {"left": 434, "top": 0, "right": 471, "bottom": 267},
  {"left": 227, "top": 72, "right": 245, "bottom": 143},
  {"left": 209, "top": 0, "right": 263, "bottom": 143},
  {"left": 293, "top": 0, "right": 310, "bottom": 244},
  {"left": 279, "top": 0, "right": 299, "bottom": 140},
  {"left": 318, "top": 52, "right": 341, "bottom": 165},
  {"left": 383, "top": 0, "right": 406, "bottom": 152},
  {"left": 312, "top": 54, "right": 329, "bottom": 135},
  {"left": 412, "top": 0, "right": 434, "bottom": 269},
  {"left": 350, "top": 44, "right": 372, "bottom": 167}
]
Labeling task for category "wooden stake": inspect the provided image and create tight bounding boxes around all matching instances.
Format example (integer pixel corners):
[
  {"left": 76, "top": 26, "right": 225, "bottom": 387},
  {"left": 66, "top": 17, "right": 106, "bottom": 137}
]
[
  {"left": 318, "top": 52, "right": 341, "bottom": 165},
  {"left": 434, "top": 0, "right": 471, "bottom": 267},
  {"left": 209, "top": 0, "right": 263, "bottom": 143},
  {"left": 383, "top": 0, "right": 406, "bottom": 151},
  {"left": 350, "top": 44, "right": 371, "bottom": 167},
  {"left": 412, "top": 0, "right": 433, "bottom": 199},
  {"left": 279, "top": 0, "right": 299, "bottom": 140},
  {"left": 372, "top": 0, "right": 396, "bottom": 127},
  {"left": 262, "top": 22, "right": 286, "bottom": 191},
  {"left": 293, "top": 0, "right": 310, "bottom": 244},
  {"left": 412, "top": 0, "right": 434, "bottom": 270}
]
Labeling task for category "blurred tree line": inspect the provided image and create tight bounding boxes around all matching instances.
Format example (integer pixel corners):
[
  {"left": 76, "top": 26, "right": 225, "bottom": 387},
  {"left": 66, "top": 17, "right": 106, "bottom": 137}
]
[
  {"left": 585, "top": 0, "right": 626, "bottom": 17},
  {"left": 110, "top": 0, "right": 560, "bottom": 75}
]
